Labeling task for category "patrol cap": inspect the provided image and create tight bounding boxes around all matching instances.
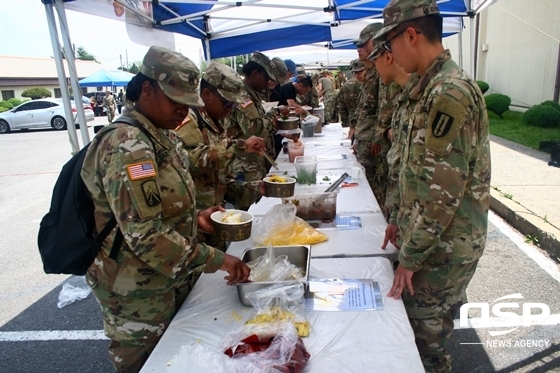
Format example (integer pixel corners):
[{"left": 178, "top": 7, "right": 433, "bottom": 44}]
[
  {"left": 355, "top": 22, "right": 383, "bottom": 46},
  {"left": 351, "top": 59, "right": 366, "bottom": 72},
  {"left": 374, "top": 0, "right": 440, "bottom": 41},
  {"left": 296, "top": 65, "right": 305, "bottom": 74},
  {"left": 251, "top": 51, "right": 277, "bottom": 82},
  {"left": 271, "top": 57, "right": 288, "bottom": 82},
  {"left": 140, "top": 46, "right": 203, "bottom": 107},
  {"left": 367, "top": 43, "right": 384, "bottom": 60},
  {"left": 202, "top": 62, "right": 245, "bottom": 104},
  {"left": 283, "top": 59, "right": 297, "bottom": 76}
]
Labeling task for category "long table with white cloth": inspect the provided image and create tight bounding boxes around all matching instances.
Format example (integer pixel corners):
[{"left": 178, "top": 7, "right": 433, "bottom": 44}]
[{"left": 139, "top": 123, "right": 422, "bottom": 372}]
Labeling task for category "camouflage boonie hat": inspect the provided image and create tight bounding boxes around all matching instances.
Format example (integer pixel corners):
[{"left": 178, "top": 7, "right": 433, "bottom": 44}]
[
  {"left": 374, "top": 0, "right": 440, "bottom": 41},
  {"left": 351, "top": 59, "right": 366, "bottom": 72},
  {"left": 251, "top": 51, "right": 277, "bottom": 82},
  {"left": 367, "top": 43, "right": 385, "bottom": 60},
  {"left": 355, "top": 22, "right": 383, "bottom": 46},
  {"left": 271, "top": 57, "right": 288, "bottom": 82},
  {"left": 140, "top": 46, "right": 203, "bottom": 106},
  {"left": 202, "top": 62, "right": 244, "bottom": 104}
]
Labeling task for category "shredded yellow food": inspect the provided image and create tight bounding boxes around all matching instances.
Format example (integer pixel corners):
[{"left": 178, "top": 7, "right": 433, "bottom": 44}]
[
  {"left": 221, "top": 212, "right": 243, "bottom": 223},
  {"left": 268, "top": 175, "right": 287, "bottom": 183},
  {"left": 246, "top": 306, "right": 310, "bottom": 337}
]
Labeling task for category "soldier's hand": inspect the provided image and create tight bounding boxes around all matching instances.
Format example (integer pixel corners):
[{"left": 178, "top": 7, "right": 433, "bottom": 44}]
[
  {"left": 347, "top": 128, "right": 355, "bottom": 140},
  {"left": 371, "top": 142, "right": 381, "bottom": 156},
  {"left": 387, "top": 129, "right": 393, "bottom": 141},
  {"left": 388, "top": 265, "right": 414, "bottom": 299},
  {"left": 220, "top": 254, "right": 251, "bottom": 285},
  {"left": 245, "top": 136, "right": 266, "bottom": 154},
  {"left": 351, "top": 142, "right": 357, "bottom": 155},
  {"left": 197, "top": 206, "right": 225, "bottom": 232},
  {"left": 382, "top": 223, "right": 400, "bottom": 249},
  {"left": 276, "top": 105, "right": 290, "bottom": 115},
  {"left": 294, "top": 107, "right": 308, "bottom": 116}
]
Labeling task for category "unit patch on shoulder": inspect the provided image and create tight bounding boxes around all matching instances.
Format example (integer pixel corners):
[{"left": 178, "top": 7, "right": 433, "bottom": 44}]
[
  {"left": 241, "top": 99, "right": 254, "bottom": 109},
  {"left": 141, "top": 180, "right": 161, "bottom": 207},
  {"left": 425, "top": 95, "right": 467, "bottom": 155},
  {"left": 127, "top": 161, "right": 157, "bottom": 181}
]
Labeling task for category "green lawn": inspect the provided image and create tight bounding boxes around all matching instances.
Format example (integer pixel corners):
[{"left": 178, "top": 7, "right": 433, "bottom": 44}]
[{"left": 488, "top": 110, "right": 560, "bottom": 150}]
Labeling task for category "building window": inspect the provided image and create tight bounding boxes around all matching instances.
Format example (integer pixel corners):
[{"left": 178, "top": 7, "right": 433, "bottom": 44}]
[
  {"left": 1, "top": 90, "right": 15, "bottom": 101},
  {"left": 54, "top": 88, "right": 62, "bottom": 98}
]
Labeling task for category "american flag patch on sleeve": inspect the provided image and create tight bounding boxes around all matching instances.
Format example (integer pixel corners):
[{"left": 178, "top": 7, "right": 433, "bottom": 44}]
[{"left": 127, "top": 161, "right": 157, "bottom": 181}]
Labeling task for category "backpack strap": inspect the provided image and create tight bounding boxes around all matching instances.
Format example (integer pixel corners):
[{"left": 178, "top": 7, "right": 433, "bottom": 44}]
[{"left": 91, "top": 116, "right": 157, "bottom": 261}]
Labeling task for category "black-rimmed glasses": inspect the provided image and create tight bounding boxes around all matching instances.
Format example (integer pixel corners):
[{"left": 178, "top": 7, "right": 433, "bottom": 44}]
[{"left": 382, "top": 28, "right": 422, "bottom": 53}]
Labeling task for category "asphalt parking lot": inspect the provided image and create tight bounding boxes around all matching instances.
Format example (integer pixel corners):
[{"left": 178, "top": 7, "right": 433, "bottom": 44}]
[{"left": 1, "top": 123, "right": 560, "bottom": 373}]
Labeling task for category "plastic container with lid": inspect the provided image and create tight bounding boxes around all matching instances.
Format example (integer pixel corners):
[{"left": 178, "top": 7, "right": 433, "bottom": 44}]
[
  {"left": 288, "top": 141, "right": 305, "bottom": 163},
  {"left": 294, "top": 155, "right": 317, "bottom": 184},
  {"left": 282, "top": 186, "right": 338, "bottom": 220}
]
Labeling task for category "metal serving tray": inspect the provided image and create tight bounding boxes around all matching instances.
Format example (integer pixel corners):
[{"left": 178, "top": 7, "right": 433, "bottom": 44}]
[{"left": 236, "top": 245, "right": 311, "bottom": 307}]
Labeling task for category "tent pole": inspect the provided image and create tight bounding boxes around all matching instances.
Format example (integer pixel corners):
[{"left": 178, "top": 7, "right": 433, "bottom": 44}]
[
  {"left": 205, "top": 38, "right": 212, "bottom": 63},
  {"left": 53, "top": 0, "right": 90, "bottom": 146},
  {"left": 44, "top": 2, "right": 79, "bottom": 154},
  {"left": 458, "top": 22, "right": 463, "bottom": 69},
  {"left": 470, "top": 16, "right": 477, "bottom": 79}
]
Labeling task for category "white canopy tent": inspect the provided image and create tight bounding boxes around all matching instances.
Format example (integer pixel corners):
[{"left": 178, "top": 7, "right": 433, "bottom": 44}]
[{"left": 42, "top": 0, "right": 496, "bottom": 151}]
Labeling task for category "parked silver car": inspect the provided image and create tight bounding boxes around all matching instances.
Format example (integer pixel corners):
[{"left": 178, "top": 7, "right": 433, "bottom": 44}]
[{"left": 0, "top": 98, "right": 94, "bottom": 134}]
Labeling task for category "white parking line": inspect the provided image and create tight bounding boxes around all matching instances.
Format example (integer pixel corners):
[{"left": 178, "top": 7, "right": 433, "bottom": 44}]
[{"left": 0, "top": 330, "right": 108, "bottom": 341}]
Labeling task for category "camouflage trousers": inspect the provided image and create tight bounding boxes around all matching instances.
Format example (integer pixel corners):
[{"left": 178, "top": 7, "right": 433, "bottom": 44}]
[
  {"left": 356, "top": 140, "right": 389, "bottom": 218},
  {"left": 106, "top": 106, "right": 116, "bottom": 123},
  {"left": 88, "top": 276, "right": 193, "bottom": 373},
  {"left": 323, "top": 91, "right": 337, "bottom": 123},
  {"left": 403, "top": 260, "right": 479, "bottom": 373}
]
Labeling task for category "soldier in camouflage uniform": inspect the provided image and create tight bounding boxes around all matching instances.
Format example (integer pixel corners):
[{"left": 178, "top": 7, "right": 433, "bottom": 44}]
[
  {"left": 103, "top": 90, "right": 117, "bottom": 123},
  {"left": 225, "top": 52, "right": 288, "bottom": 209},
  {"left": 370, "top": 43, "right": 416, "bottom": 229},
  {"left": 173, "top": 62, "right": 266, "bottom": 250},
  {"left": 375, "top": 1, "right": 491, "bottom": 372},
  {"left": 81, "top": 46, "right": 250, "bottom": 373},
  {"left": 348, "top": 22, "right": 387, "bottom": 208},
  {"left": 335, "top": 59, "right": 365, "bottom": 128},
  {"left": 298, "top": 72, "right": 320, "bottom": 108}
]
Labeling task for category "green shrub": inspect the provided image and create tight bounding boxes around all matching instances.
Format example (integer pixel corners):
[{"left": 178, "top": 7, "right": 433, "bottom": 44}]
[
  {"left": 0, "top": 107, "right": 8, "bottom": 113},
  {"left": 523, "top": 105, "right": 560, "bottom": 128},
  {"left": 0, "top": 101, "right": 14, "bottom": 109},
  {"left": 21, "top": 87, "right": 52, "bottom": 100},
  {"left": 485, "top": 93, "right": 511, "bottom": 118},
  {"left": 7, "top": 98, "right": 22, "bottom": 107},
  {"left": 541, "top": 100, "right": 560, "bottom": 113},
  {"left": 477, "top": 80, "right": 489, "bottom": 94}
]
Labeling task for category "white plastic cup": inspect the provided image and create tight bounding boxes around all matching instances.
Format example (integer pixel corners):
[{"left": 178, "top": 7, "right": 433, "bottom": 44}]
[{"left": 351, "top": 166, "right": 361, "bottom": 180}]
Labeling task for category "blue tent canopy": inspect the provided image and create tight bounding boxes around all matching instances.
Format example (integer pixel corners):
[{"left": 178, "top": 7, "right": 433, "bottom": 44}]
[
  {"left": 78, "top": 69, "right": 135, "bottom": 87},
  {"left": 51, "top": 0, "right": 484, "bottom": 59}
]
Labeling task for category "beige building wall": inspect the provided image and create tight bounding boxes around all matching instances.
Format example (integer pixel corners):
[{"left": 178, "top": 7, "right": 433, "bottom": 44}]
[
  {"left": 1, "top": 85, "right": 67, "bottom": 100},
  {"left": 477, "top": 0, "right": 560, "bottom": 107}
]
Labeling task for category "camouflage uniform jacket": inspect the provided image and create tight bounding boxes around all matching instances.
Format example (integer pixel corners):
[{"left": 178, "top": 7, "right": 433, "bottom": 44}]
[
  {"left": 102, "top": 94, "right": 116, "bottom": 109},
  {"left": 350, "top": 66, "right": 380, "bottom": 140},
  {"left": 297, "top": 87, "right": 319, "bottom": 108},
  {"left": 174, "top": 107, "right": 261, "bottom": 209},
  {"left": 225, "top": 82, "right": 278, "bottom": 182},
  {"left": 396, "top": 50, "right": 491, "bottom": 272},
  {"left": 81, "top": 110, "right": 224, "bottom": 297},
  {"left": 375, "top": 82, "right": 402, "bottom": 152},
  {"left": 387, "top": 73, "right": 420, "bottom": 222},
  {"left": 336, "top": 78, "right": 362, "bottom": 127}
]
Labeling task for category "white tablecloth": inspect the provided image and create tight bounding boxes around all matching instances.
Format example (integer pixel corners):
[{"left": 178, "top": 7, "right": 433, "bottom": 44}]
[{"left": 140, "top": 257, "right": 423, "bottom": 373}]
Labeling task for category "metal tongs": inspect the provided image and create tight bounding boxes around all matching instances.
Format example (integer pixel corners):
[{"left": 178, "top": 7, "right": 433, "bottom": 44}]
[
  {"left": 324, "top": 172, "right": 349, "bottom": 193},
  {"left": 262, "top": 151, "right": 279, "bottom": 170}
]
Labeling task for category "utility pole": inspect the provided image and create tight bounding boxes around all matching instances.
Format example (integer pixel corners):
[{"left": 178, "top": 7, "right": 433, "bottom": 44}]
[
  {"left": 126, "top": 50, "right": 129, "bottom": 70},
  {"left": 120, "top": 54, "right": 123, "bottom": 70}
]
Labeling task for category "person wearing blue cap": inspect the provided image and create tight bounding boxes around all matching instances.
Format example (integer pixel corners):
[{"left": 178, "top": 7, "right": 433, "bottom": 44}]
[{"left": 283, "top": 59, "right": 297, "bottom": 81}]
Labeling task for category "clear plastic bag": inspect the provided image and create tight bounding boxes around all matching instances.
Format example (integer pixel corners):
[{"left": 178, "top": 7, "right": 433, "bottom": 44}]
[
  {"left": 245, "top": 282, "right": 310, "bottom": 338},
  {"left": 253, "top": 204, "right": 328, "bottom": 246},
  {"left": 57, "top": 276, "right": 92, "bottom": 308},
  {"left": 169, "top": 322, "right": 309, "bottom": 373},
  {"left": 247, "top": 245, "right": 304, "bottom": 282},
  {"left": 300, "top": 114, "right": 320, "bottom": 126}
]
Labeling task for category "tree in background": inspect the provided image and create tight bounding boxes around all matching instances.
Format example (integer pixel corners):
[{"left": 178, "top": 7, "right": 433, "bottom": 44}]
[
  {"left": 200, "top": 55, "right": 250, "bottom": 75},
  {"left": 76, "top": 46, "right": 100, "bottom": 63},
  {"left": 22, "top": 87, "right": 52, "bottom": 100}
]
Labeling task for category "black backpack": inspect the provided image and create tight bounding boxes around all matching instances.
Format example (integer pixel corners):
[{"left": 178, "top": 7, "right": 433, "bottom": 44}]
[{"left": 38, "top": 116, "right": 154, "bottom": 275}]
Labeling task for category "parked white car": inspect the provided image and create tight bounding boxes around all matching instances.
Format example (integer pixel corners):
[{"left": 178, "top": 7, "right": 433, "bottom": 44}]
[{"left": 0, "top": 98, "right": 94, "bottom": 134}]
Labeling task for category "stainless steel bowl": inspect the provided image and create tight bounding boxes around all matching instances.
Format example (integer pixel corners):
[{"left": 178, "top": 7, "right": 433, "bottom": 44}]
[{"left": 236, "top": 245, "right": 311, "bottom": 306}]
